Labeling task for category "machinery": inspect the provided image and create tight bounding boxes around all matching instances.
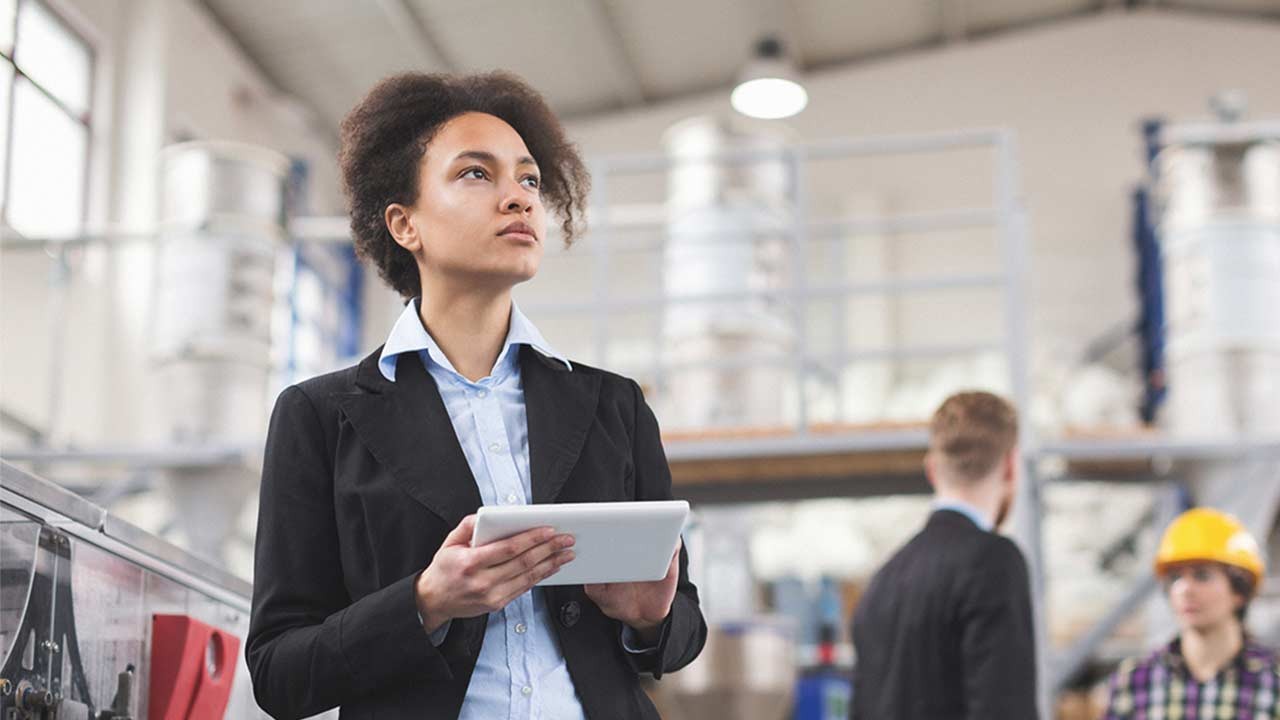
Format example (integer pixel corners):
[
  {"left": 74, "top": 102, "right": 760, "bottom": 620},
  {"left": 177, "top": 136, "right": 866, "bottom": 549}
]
[
  {"left": 1151, "top": 95, "right": 1280, "bottom": 438},
  {"left": 0, "top": 523, "right": 134, "bottom": 720},
  {"left": 152, "top": 141, "right": 290, "bottom": 565},
  {"left": 0, "top": 462, "right": 255, "bottom": 719}
]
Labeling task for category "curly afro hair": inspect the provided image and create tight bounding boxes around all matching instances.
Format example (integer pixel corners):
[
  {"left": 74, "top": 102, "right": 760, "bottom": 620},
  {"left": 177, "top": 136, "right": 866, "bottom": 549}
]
[{"left": 338, "top": 72, "right": 591, "bottom": 300}]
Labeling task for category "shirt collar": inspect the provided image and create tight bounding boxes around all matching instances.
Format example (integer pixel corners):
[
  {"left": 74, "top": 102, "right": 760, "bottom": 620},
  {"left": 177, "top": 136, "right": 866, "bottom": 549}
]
[
  {"left": 1161, "top": 636, "right": 1273, "bottom": 676},
  {"left": 932, "top": 498, "right": 994, "bottom": 532},
  {"left": 378, "top": 298, "right": 571, "bottom": 382}
]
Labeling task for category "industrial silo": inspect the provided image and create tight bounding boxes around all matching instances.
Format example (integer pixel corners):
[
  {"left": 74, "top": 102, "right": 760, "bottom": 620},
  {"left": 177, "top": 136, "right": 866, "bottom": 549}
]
[
  {"left": 1156, "top": 120, "right": 1280, "bottom": 438},
  {"left": 152, "top": 141, "right": 290, "bottom": 564},
  {"left": 661, "top": 116, "right": 796, "bottom": 430}
]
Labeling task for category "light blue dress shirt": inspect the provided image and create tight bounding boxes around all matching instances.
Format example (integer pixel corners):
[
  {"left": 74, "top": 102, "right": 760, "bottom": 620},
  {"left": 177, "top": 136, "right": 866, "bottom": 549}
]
[
  {"left": 932, "top": 498, "right": 995, "bottom": 532},
  {"left": 379, "top": 299, "right": 653, "bottom": 720}
]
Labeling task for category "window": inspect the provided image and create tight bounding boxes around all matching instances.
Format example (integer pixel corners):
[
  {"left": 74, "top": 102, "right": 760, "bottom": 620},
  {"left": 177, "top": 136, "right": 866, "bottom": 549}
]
[{"left": 0, "top": 0, "right": 93, "bottom": 240}]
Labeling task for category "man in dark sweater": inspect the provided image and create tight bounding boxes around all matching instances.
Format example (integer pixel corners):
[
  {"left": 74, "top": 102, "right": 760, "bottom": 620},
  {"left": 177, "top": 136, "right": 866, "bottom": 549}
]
[{"left": 851, "top": 391, "right": 1038, "bottom": 720}]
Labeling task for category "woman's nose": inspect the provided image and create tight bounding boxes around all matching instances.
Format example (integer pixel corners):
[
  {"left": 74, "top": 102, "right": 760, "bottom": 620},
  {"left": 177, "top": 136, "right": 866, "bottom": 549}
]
[{"left": 501, "top": 183, "right": 530, "bottom": 212}]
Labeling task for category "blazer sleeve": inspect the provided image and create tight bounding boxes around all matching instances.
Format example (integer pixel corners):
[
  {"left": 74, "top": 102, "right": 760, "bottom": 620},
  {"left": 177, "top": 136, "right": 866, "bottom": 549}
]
[
  {"left": 959, "top": 537, "right": 1040, "bottom": 720},
  {"left": 620, "top": 379, "right": 708, "bottom": 679},
  {"left": 245, "top": 386, "right": 452, "bottom": 719}
]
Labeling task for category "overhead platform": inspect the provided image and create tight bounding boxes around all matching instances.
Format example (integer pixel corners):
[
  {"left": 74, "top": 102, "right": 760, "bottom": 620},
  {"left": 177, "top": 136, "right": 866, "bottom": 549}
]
[
  {"left": 662, "top": 422, "right": 1280, "bottom": 504},
  {"left": 1035, "top": 431, "right": 1280, "bottom": 481},
  {"left": 662, "top": 423, "right": 932, "bottom": 503}
]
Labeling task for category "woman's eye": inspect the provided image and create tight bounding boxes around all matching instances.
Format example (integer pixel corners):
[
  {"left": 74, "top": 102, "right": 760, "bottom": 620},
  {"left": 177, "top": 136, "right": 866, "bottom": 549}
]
[
  {"left": 462, "top": 168, "right": 488, "bottom": 180},
  {"left": 521, "top": 175, "right": 541, "bottom": 190}
]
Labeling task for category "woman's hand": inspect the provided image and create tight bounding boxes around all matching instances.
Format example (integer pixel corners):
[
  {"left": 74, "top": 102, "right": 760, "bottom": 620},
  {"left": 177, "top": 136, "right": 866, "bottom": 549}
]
[
  {"left": 415, "top": 515, "right": 575, "bottom": 632},
  {"left": 583, "top": 539, "right": 681, "bottom": 645}
]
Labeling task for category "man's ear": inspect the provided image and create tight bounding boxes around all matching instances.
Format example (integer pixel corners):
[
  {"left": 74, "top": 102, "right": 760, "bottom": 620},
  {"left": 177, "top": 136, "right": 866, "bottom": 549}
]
[
  {"left": 385, "top": 203, "right": 422, "bottom": 252},
  {"left": 924, "top": 451, "right": 939, "bottom": 492},
  {"left": 1004, "top": 446, "right": 1019, "bottom": 486}
]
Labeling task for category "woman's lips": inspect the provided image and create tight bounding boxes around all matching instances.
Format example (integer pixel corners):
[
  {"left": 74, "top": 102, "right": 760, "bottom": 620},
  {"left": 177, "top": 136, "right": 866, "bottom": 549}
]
[{"left": 499, "top": 221, "right": 538, "bottom": 243}]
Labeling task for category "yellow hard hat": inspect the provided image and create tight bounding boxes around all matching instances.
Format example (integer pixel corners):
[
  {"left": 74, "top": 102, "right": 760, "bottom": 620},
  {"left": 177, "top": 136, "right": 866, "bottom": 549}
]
[{"left": 1155, "top": 508, "right": 1265, "bottom": 588}]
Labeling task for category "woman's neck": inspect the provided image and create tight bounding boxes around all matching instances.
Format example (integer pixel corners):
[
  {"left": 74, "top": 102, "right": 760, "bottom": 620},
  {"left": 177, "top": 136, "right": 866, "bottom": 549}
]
[
  {"left": 1181, "top": 620, "right": 1243, "bottom": 682},
  {"left": 419, "top": 280, "right": 513, "bottom": 383}
]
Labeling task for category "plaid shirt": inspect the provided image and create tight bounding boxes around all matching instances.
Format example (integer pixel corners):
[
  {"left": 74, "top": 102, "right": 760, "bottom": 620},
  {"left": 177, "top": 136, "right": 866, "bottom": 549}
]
[{"left": 1105, "top": 637, "right": 1280, "bottom": 719}]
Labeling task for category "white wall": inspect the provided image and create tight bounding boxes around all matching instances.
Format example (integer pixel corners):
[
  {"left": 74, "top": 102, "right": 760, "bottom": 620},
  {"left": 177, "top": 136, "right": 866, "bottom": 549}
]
[
  {"left": 163, "top": 0, "right": 342, "bottom": 214},
  {"left": 0, "top": 0, "right": 341, "bottom": 446}
]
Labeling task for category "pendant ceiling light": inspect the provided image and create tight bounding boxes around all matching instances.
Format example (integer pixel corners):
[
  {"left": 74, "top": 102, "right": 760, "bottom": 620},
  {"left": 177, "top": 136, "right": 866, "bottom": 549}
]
[{"left": 731, "top": 36, "right": 808, "bottom": 120}]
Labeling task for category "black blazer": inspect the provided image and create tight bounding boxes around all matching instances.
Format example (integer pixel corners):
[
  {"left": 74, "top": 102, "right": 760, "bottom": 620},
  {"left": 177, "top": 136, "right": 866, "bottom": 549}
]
[
  {"left": 851, "top": 509, "right": 1038, "bottom": 720},
  {"left": 246, "top": 345, "right": 706, "bottom": 719}
]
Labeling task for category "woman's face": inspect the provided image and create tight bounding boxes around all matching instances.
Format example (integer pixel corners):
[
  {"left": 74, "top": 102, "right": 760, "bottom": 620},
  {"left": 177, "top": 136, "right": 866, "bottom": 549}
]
[
  {"left": 1164, "top": 562, "right": 1243, "bottom": 632},
  {"left": 403, "top": 111, "right": 547, "bottom": 290}
]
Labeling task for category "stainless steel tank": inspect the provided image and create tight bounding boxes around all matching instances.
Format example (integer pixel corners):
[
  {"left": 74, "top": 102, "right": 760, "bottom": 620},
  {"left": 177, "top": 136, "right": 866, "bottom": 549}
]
[
  {"left": 152, "top": 141, "right": 290, "bottom": 564},
  {"left": 1155, "top": 122, "right": 1280, "bottom": 437},
  {"left": 661, "top": 117, "right": 795, "bottom": 429}
]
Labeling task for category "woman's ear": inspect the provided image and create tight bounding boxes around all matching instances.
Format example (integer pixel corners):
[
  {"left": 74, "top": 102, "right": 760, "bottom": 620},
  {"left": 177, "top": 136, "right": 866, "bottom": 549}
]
[{"left": 385, "top": 203, "right": 422, "bottom": 252}]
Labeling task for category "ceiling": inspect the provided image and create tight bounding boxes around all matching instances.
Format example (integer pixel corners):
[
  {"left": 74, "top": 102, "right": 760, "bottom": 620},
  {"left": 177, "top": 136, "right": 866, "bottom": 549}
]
[{"left": 198, "top": 0, "right": 1280, "bottom": 132}]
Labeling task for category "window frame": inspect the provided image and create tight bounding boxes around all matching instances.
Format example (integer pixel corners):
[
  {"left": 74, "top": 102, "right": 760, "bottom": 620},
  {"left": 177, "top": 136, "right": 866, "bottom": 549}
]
[{"left": 0, "top": 0, "right": 96, "bottom": 237}]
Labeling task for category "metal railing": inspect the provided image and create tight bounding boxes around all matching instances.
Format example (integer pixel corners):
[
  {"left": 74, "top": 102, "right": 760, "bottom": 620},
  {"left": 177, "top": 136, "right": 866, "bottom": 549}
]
[{"left": 521, "top": 127, "right": 1031, "bottom": 450}]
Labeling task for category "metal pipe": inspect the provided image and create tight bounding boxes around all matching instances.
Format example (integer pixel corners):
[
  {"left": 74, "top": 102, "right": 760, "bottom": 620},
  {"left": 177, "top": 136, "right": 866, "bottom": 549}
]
[
  {"left": 0, "top": 444, "right": 254, "bottom": 467},
  {"left": 596, "top": 127, "right": 1007, "bottom": 175},
  {"left": 43, "top": 244, "right": 73, "bottom": 451},
  {"left": 1049, "top": 575, "right": 1160, "bottom": 692},
  {"left": 0, "top": 461, "right": 252, "bottom": 610},
  {"left": 789, "top": 147, "right": 810, "bottom": 434},
  {"left": 664, "top": 428, "right": 931, "bottom": 463},
  {"left": 606, "top": 343, "right": 1003, "bottom": 374},
  {"left": 522, "top": 272, "right": 1007, "bottom": 315}
]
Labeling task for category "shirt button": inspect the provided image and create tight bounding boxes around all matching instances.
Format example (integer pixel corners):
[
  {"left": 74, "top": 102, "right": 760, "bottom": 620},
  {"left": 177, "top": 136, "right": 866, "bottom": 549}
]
[
  {"left": 515, "top": 623, "right": 527, "bottom": 634},
  {"left": 506, "top": 493, "right": 518, "bottom": 504},
  {"left": 521, "top": 686, "right": 532, "bottom": 696},
  {"left": 488, "top": 442, "right": 502, "bottom": 453},
  {"left": 476, "top": 389, "right": 488, "bottom": 398}
]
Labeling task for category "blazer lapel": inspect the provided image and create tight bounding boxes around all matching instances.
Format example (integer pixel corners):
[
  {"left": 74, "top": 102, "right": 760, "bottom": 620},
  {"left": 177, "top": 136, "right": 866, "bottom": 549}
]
[
  {"left": 521, "top": 346, "right": 601, "bottom": 504},
  {"left": 336, "top": 348, "right": 482, "bottom": 528}
]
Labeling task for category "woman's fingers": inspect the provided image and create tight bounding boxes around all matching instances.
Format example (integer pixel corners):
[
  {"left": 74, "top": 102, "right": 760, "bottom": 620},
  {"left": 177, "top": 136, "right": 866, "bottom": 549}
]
[
  {"left": 487, "top": 549, "right": 576, "bottom": 610},
  {"left": 469, "top": 526, "right": 558, "bottom": 568},
  {"left": 489, "top": 533, "right": 576, "bottom": 583}
]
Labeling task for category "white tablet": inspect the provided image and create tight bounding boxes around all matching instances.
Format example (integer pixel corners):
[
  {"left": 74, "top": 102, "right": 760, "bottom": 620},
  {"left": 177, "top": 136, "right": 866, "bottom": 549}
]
[{"left": 472, "top": 500, "right": 690, "bottom": 586}]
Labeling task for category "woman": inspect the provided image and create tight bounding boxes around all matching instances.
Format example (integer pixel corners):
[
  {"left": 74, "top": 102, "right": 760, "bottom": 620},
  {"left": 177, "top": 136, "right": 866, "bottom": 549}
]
[
  {"left": 246, "top": 72, "right": 706, "bottom": 720},
  {"left": 1104, "top": 508, "right": 1279, "bottom": 719}
]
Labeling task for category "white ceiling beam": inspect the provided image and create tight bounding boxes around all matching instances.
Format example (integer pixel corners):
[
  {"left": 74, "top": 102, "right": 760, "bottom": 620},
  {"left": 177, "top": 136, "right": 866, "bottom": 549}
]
[
  {"left": 780, "top": 0, "right": 807, "bottom": 68},
  {"left": 940, "top": 0, "right": 970, "bottom": 43},
  {"left": 584, "top": 0, "right": 648, "bottom": 107},
  {"left": 194, "top": 0, "right": 339, "bottom": 146},
  {"left": 375, "top": 0, "right": 457, "bottom": 73},
  {"left": 748, "top": 0, "right": 807, "bottom": 68}
]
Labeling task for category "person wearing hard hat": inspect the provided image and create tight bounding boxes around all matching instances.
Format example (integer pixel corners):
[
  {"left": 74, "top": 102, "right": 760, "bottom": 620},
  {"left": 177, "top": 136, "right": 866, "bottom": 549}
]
[{"left": 1104, "top": 508, "right": 1280, "bottom": 719}]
